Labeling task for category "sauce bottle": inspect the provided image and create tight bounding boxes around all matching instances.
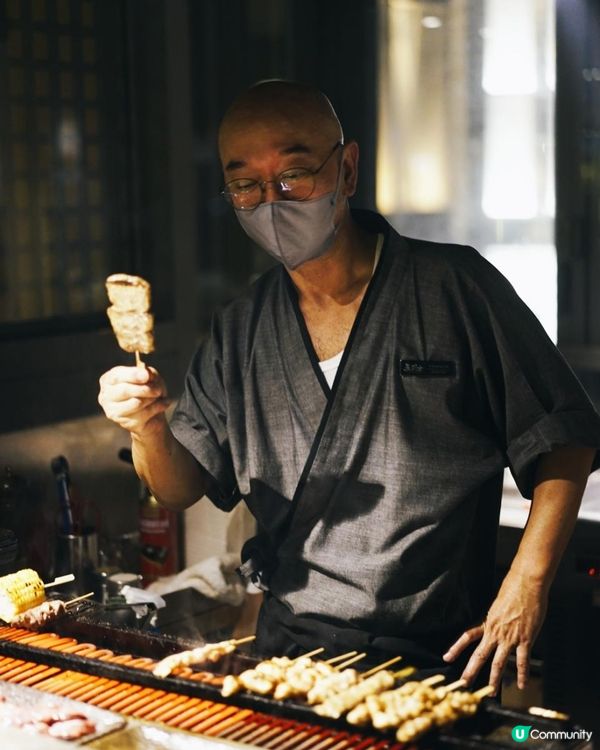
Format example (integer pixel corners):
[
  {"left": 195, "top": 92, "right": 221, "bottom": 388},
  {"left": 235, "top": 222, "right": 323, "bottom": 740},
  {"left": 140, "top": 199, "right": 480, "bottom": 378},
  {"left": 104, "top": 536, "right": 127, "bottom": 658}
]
[
  {"left": 139, "top": 488, "right": 180, "bottom": 586},
  {"left": 118, "top": 448, "right": 181, "bottom": 587}
]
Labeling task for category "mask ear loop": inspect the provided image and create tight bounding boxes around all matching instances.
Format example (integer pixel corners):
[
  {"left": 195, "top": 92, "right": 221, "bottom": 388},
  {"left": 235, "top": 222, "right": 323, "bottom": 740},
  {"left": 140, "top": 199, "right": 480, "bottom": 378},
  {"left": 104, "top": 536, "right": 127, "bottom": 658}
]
[{"left": 329, "top": 143, "right": 346, "bottom": 207}]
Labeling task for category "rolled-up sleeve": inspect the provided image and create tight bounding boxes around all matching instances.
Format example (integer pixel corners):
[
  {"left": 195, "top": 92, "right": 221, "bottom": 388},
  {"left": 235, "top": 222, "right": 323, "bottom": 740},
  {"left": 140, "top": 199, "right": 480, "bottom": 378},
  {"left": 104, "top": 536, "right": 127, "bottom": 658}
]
[{"left": 459, "top": 249, "right": 600, "bottom": 498}]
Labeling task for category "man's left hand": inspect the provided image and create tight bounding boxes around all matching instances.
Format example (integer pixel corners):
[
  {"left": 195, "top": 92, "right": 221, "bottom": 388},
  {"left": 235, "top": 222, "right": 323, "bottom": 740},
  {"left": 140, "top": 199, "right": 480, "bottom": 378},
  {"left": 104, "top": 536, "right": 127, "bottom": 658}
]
[{"left": 442, "top": 571, "right": 548, "bottom": 695}]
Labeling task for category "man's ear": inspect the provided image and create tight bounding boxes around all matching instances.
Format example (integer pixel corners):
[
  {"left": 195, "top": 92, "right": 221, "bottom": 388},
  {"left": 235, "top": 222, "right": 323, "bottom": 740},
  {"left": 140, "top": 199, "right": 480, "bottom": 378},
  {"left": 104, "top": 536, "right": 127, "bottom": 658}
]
[{"left": 342, "top": 141, "right": 360, "bottom": 197}]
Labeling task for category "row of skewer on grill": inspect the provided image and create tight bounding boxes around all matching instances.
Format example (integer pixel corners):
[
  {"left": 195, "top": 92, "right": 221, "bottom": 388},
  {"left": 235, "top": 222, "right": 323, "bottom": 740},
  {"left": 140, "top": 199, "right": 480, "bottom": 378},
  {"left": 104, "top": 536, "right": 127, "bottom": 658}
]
[
  {"left": 152, "top": 640, "right": 494, "bottom": 744},
  {"left": 0, "top": 571, "right": 514, "bottom": 744},
  {"left": 0, "top": 568, "right": 92, "bottom": 628}
]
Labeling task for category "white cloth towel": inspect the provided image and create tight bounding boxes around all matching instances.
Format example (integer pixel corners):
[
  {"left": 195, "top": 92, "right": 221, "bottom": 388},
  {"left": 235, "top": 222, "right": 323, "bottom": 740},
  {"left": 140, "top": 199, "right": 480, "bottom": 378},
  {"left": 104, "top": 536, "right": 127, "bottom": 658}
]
[{"left": 145, "top": 553, "right": 246, "bottom": 606}]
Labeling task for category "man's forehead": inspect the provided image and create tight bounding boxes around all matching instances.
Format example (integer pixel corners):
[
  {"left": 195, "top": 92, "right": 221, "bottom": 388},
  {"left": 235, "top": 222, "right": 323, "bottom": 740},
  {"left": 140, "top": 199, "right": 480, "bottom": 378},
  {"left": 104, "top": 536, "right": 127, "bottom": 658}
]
[{"left": 220, "top": 124, "right": 327, "bottom": 171}]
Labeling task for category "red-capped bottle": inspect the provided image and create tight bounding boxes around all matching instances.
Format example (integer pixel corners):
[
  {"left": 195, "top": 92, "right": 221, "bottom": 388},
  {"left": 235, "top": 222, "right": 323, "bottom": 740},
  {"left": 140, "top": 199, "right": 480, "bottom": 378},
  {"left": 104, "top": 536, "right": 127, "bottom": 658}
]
[{"left": 139, "top": 489, "right": 180, "bottom": 587}]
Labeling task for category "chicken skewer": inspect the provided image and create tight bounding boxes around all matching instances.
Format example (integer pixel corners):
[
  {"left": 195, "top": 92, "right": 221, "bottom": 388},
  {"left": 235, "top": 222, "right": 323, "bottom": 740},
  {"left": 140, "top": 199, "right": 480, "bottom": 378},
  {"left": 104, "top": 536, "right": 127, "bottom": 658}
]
[
  {"left": 105, "top": 273, "right": 154, "bottom": 367},
  {"left": 9, "top": 591, "right": 94, "bottom": 630},
  {"left": 346, "top": 675, "right": 458, "bottom": 728},
  {"left": 314, "top": 668, "right": 403, "bottom": 719},
  {"left": 220, "top": 648, "right": 359, "bottom": 700},
  {"left": 395, "top": 685, "right": 495, "bottom": 743},
  {"left": 222, "top": 651, "right": 405, "bottom": 704},
  {"left": 222, "top": 649, "right": 337, "bottom": 699},
  {"left": 152, "top": 635, "right": 256, "bottom": 678}
]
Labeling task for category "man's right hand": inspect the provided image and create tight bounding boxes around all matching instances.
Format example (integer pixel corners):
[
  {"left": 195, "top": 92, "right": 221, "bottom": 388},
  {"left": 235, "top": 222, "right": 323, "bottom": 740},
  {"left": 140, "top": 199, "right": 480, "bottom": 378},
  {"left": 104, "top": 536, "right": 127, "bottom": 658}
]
[{"left": 98, "top": 366, "right": 170, "bottom": 437}]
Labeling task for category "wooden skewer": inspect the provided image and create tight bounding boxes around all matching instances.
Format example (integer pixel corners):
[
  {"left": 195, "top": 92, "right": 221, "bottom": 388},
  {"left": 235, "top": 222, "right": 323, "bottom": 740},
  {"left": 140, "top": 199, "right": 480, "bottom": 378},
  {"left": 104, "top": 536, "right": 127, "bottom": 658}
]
[
  {"left": 421, "top": 674, "right": 446, "bottom": 686},
  {"left": 231, "top": 635, "right": 256, "bottom": 646},
  {"left": 293, "top": 647, "right": 325, "bottom": 662},
  {"left": 474, "top": 685, "right": 495, "bottom": 699},
  {"left": 335, "top": 651, "right": 367, "bottom": 670},
  {"left": 440, "top": 678, "right": 467, "bottom": 693},
  {"left": 362, "top": 655, "right": 403, "bottom": 678},
  {"left": 44, "top": 574, "right": 75, "bottom": 589},
  {"left": 65, "top": 591, "right": 94, "bottom": 607},
  {"left": 393, "top": 665, "right": 417, "bottom": 679},
  {"left": 325, "top": 651, "right": 358, "bottom": 665},
  {"left": 135, "top": 351, "right": 143, "bottom": 367}
]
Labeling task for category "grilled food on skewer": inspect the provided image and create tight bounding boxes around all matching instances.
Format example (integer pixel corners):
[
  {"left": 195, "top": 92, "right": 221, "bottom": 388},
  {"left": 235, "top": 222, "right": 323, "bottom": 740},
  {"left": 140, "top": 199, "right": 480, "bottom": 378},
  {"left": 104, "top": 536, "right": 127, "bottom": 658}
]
[
  {"left": 221, "top": 650, "right": 361, "bottom": 700},
  {"left": 395, "top": 686, "right": 493, "bottom": 743},
  {"left": 10, "top": 599, "right": 66, "bottom": 629},
  {"left": 105, "top": 273, "right": 154, "bottom": 358},
  {"left": 153, "top": 640, "right": 237, "bottom": 678},
  {"left": 346, "top": 676, "right": 450, "bottom": 728},
  {"left": 222, "top": 655, "right": 334, "bottom": 699},
  {"left": 0, "top": 568, "right": 45, "bottom": 623},
  {"left": 153, "top": 635, "right": 256, "bottom": 678},
  {"left": 306, "top": 668, "right": 360, "bottom": 704},
  {"left": 8, "top": 592, "right": 93, "bottom": 631},
  {"left": 314, "top": 669, "right": 396, "bottom": 719}
]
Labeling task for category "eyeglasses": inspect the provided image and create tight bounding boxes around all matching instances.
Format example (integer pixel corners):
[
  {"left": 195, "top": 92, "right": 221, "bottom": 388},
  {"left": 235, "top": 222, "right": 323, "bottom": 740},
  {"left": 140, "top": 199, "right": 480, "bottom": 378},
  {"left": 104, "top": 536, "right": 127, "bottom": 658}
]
[{"left": 221, "top": 142, "right": 343, "bottom": 211}]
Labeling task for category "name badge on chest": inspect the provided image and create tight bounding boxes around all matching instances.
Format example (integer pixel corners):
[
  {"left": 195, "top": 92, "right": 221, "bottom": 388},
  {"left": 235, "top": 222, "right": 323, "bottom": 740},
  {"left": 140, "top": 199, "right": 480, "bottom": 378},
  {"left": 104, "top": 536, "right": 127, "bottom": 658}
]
[{"left": 400, "top": 359, "right": 456, "bottom": 377}]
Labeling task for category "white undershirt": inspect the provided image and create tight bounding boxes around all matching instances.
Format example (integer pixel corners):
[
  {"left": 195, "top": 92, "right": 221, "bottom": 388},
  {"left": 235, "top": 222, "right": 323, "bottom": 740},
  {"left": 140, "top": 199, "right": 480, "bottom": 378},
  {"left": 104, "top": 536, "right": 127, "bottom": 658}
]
[{"left": 318, "top": 234, "right": 384, "bottom": 389}]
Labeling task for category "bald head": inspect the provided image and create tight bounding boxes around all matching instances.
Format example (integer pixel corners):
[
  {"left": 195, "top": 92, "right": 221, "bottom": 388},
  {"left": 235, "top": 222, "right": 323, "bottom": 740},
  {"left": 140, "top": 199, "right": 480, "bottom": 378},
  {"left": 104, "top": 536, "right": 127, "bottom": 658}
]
[{"left": 218, "top": 80, "right": 344, "bottom": 161}]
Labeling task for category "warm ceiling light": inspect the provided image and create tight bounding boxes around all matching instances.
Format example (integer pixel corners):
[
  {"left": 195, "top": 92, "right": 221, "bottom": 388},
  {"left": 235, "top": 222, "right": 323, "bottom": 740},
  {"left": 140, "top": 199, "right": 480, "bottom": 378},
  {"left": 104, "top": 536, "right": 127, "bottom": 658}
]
[{"left": 421, "top": 15, "right": 442, "bottom": 29}]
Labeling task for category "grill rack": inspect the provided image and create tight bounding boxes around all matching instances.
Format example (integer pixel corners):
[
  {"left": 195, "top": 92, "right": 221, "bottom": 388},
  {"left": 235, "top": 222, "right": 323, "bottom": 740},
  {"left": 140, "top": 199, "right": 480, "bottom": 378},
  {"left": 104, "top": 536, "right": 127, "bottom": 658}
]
[{"left": 0, "top": 624, "right": 590, "bottom": 749}]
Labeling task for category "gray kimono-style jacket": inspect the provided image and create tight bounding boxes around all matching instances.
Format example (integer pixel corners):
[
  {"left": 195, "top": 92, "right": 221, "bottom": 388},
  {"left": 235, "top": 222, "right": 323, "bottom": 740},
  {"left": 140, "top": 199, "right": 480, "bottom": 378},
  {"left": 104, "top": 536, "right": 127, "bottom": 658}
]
[{"left": 171, "top": 210, "right": 600, "bottom": 656}]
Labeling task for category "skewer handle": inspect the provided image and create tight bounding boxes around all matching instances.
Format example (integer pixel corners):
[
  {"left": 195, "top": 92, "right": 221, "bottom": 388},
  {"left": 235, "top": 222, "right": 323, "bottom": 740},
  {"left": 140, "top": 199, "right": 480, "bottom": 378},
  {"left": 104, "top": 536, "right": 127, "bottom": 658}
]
[
  {"left": 335, "top": 651, "right": 367, "bottom": 670},
  {"left": 44, "top": 574, "right": 75, "bottom": 589},
  {"left": 421, "top": 674, "right": 446, "bottom": 686},
  {"left": 231, "top": 635, "right": 256, "bottom": 646},
  {"left": 362, "top": 655, "right": 403, "bottom": 677},
  {"left": 325, "top": 651, "right": 358, "bottom": 665},
  {"left": 442, "top": 678, "right": 467, "bottom": 692},
  {"left": 65, "top": 591, "right": 94, "bottom": 607},
  {"left": 293, "top": 647, "right": 325, "bottom": 661}
]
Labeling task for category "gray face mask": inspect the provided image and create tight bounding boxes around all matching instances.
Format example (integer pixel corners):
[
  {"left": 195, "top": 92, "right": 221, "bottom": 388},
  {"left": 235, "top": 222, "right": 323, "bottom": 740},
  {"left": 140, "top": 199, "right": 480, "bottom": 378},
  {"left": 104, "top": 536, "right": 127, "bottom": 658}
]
[{"left": 234, "top": 156, "right": 344, "bottom": 271}]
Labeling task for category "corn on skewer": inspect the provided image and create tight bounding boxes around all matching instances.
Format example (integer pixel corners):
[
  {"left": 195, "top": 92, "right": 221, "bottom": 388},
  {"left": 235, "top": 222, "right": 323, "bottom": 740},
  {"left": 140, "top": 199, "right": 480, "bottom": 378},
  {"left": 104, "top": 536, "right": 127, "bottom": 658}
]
[{"left": 0, "top": 568, "right": 46, "bottom": 622}]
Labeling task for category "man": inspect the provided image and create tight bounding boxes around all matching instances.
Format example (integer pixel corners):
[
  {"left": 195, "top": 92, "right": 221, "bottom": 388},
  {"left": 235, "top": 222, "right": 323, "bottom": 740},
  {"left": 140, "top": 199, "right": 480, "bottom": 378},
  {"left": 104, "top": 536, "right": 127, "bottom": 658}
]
[{"left": 99, "top": 80, "right": 600, "bottom": 694}]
